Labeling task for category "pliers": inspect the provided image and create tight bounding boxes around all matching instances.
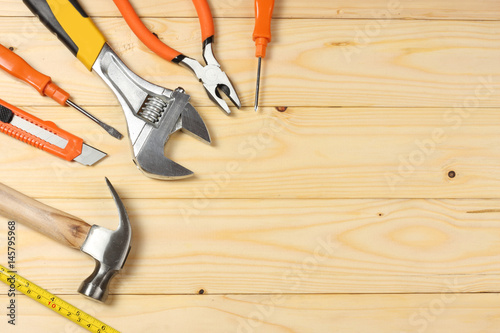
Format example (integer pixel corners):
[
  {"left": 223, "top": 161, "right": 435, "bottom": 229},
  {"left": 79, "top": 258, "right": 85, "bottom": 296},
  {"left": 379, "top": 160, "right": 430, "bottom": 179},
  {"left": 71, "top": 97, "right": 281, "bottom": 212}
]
[{"left": 113, "top": 0, "right": 241, "bottom": 115}]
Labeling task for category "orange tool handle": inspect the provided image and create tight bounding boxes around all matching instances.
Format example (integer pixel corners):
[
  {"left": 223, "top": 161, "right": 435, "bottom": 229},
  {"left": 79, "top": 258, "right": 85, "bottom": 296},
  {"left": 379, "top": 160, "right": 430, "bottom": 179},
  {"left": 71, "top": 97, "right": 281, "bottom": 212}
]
[
  {"left": 0, "top": 99, "right": 83, "bottom": 161},
  {"left": 192, "top": 0, "right": 215, "bottom": 42},
  {"left": 0, "top": 44, "right": 70, "bottom": 106},
  {"left": 253, "top": 0, "right": 275, "bottom": 58},
  {"left": 113, "top": 0, "right": 182, "bottom": 62}
]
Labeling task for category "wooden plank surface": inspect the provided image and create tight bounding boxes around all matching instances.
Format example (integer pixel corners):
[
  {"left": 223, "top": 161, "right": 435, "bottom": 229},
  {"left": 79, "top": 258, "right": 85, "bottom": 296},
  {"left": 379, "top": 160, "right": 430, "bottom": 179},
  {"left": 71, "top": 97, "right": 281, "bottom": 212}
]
[
  {"left": 1, "top": 107, "right": 500, "bottom": 199},
  {"left": 1, "top": 198, "right": 499, "bottom": 294},
  {"left": 1, "top": 294, "right": 499, "bottom": 333},
  {"left": 0, "top": 18, "right": 498, "bottom": 109},
  {"left": 0, "top": 0, "right": 498, "bottom": 332},
  {"left": 2, "top": 0, "right": 500, "bottom": 20}
]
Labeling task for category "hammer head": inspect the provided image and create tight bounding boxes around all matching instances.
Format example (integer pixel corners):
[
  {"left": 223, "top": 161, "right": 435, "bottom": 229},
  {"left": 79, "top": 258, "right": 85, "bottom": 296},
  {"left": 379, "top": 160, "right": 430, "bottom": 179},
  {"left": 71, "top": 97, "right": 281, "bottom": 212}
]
[{"left": 77, "top": 178, "right": 132, "bottom": 302}]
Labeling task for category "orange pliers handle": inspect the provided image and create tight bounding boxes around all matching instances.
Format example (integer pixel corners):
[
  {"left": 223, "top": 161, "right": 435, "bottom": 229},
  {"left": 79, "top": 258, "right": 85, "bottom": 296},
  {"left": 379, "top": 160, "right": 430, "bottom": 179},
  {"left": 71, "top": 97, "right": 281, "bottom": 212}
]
[
  {"left": 113, "top": 0, "right": 215, "bottom": 62},
  {"left": 192, "top": 0, "right": 215, "bottom": 42},
  {"left": 0, "top": 99, "right": 83, "bottom": 161}
]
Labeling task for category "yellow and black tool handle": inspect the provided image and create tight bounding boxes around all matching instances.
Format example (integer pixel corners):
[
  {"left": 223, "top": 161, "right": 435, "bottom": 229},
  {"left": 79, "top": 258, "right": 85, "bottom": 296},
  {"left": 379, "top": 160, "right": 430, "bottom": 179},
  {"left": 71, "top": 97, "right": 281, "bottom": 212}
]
[{"left": 23, "top": 0, "right": 106, "bottom": 70}]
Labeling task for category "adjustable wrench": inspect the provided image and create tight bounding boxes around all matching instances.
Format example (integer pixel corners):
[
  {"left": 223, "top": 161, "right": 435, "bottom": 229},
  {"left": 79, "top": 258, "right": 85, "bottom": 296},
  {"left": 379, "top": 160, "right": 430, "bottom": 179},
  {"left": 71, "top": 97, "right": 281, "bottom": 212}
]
[{"left": 24, "top": 0, "right": 211, "bottom": 179}]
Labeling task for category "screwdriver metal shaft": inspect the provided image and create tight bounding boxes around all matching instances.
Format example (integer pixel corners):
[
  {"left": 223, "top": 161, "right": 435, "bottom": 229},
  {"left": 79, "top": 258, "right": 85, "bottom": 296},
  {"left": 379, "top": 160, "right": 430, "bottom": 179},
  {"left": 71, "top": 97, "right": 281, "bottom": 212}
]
[
  {"left": 66, "top": 100, "right": 123, "bottom": 139},
  {"left": 254, "top": 57, "right": 262, "bottom": 111}
]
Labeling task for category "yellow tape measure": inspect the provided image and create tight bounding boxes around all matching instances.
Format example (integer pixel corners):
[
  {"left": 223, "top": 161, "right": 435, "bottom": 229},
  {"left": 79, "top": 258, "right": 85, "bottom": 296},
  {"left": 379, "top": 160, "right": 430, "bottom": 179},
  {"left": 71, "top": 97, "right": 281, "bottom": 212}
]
[{"left": 0, "top": 264, "right": 119, "bottom": 333}]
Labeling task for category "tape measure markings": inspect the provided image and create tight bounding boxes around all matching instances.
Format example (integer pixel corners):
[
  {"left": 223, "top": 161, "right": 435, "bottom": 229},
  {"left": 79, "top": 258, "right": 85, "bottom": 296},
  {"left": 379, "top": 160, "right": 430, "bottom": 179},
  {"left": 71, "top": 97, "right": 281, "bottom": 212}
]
[{"left": 0, "top": 264, "right": 119, "bottom": 333}]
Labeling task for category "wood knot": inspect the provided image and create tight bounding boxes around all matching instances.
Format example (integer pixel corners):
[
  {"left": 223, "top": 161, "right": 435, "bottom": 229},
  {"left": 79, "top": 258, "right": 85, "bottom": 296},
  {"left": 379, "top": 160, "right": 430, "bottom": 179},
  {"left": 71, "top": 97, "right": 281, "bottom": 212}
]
[
  {"left": 71, "top": 225, "right": 83, "bottom": 237},
  {"left": 275, "top": 106, "right": 288, "bottom": 112},
  {"left": 327, "top": 41, "right": 352, "bottom": 47}
]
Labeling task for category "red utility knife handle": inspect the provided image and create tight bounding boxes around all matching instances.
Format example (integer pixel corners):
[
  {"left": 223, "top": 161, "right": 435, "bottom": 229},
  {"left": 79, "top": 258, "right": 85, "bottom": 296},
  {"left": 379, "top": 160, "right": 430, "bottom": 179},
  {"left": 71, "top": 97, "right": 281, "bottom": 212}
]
[{"left": 0, "top": 99, "right": 83, "bottom": 161}]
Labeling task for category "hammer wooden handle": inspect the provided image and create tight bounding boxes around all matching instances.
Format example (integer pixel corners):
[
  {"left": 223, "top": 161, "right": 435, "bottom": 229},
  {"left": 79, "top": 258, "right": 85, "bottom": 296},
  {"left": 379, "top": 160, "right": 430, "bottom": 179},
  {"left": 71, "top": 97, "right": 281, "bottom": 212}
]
[{"left": 0, "top": 182, "right": 91, "bottom": 249}]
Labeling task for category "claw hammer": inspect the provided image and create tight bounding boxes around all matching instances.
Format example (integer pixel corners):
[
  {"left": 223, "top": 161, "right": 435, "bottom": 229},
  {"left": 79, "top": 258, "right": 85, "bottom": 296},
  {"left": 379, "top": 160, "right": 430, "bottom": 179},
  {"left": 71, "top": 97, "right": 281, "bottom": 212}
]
[{"left": 0, "top": 178, "right": 132, "bottom": 303}]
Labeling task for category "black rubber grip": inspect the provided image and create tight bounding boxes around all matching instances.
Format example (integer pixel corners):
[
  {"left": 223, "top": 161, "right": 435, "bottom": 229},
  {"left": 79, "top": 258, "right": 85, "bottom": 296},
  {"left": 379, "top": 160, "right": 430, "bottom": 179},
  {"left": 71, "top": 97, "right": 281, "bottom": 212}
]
[
  {"left": 202, "top": 35, "right": 214, "bottom": 50},
  {"left": 172, "top": 54, "right": 187, "bottom": 64},
  {"left": 0, "top": 104, "right": 14, "bottom": 123},
  {"left": 23, "top": 0, "right": 86, "bottom": 57}
]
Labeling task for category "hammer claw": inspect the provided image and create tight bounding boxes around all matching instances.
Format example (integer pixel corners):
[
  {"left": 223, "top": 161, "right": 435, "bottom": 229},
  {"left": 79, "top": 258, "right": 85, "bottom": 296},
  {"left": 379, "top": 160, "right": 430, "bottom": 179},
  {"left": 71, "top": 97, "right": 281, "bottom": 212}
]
[{"left": 105, "top": 177, "right": 131, "bottom": 238}]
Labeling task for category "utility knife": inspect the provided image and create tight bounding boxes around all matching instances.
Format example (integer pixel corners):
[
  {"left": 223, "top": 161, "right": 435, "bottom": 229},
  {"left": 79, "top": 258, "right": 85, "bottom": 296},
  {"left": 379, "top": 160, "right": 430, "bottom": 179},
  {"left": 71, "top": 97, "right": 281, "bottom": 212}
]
[{"left": 0, "top": 99, "right": 106, "bottom": 165}]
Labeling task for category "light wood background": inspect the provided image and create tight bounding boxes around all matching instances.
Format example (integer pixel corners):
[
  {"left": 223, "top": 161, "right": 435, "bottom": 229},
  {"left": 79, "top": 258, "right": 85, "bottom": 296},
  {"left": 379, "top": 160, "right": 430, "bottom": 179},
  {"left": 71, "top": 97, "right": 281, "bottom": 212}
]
[{"left": 0, "top": 0, "right": 499, "bottom": 332}]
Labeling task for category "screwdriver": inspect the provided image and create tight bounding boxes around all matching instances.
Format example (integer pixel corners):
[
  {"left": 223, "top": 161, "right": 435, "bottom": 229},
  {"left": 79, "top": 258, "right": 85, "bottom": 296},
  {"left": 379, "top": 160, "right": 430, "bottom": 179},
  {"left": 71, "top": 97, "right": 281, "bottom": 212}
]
[
  {"left": 0, "top": 44, "right": 123, "bottom": 139},
  {"left": 253, "top": 0, "right": 275, "bottom": 111}
]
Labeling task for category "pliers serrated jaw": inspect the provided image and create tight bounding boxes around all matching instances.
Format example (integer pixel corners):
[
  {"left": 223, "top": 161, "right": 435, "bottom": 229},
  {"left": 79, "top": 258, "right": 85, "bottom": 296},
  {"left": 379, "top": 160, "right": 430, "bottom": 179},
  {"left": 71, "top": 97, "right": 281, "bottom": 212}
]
[{"left": 178, "top": 41, "right": 241, "bottom": 115}]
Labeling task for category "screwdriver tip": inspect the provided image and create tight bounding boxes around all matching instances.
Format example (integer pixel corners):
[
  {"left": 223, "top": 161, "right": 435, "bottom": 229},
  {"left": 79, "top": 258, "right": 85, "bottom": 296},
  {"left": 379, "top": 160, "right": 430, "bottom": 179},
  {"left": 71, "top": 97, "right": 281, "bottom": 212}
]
[
  {"left": 105, "top": 126, "right": 124, "bottom": 140},
  {"left": 66, "top": 99, "right": 123, "bottom": 140}
]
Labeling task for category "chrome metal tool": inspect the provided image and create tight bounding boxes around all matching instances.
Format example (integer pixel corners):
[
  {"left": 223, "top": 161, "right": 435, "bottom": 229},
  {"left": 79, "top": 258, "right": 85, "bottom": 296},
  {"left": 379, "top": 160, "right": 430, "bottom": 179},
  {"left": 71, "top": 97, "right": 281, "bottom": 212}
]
[{"left": 24, "top": 0, "right": 211, "bottom": 179}]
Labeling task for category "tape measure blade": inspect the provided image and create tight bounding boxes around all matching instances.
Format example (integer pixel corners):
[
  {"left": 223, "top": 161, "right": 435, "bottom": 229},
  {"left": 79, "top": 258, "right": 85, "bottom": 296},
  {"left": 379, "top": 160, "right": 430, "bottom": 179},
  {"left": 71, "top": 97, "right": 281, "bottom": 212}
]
[{"left": 0, "top": 264, "right": 120, "bottom": 333}]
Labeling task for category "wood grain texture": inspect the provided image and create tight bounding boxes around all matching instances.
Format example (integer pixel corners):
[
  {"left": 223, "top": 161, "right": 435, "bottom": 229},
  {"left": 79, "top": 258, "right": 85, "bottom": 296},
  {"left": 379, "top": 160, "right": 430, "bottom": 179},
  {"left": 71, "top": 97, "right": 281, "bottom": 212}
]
[
  {"left": 0, "top": 1, "right": 498, "bottom": 332},
  {"left": 1, "top": 107, "right": 500, "bottom": 199},
  {"left": 0, "top": 18, "right": 498, "bottom": 109},
  {"left": 2, "top": 0, "right": 500, "bottom": 20},
  {"left": 0, "top": 183, "right": 90, "bottom": 249},
  {"left": 1, "top": 198, "right": 499, "bottom": 294},
  {"left": 0, "top": 294, "right": 499, "bottom": 333}
]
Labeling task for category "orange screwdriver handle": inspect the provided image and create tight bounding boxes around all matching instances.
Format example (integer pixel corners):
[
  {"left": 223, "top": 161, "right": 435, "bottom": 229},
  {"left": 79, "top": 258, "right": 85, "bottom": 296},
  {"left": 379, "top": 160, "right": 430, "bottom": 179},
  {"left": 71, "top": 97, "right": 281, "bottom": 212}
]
[
  {"left": 192, "top": 0, "right": 215, "bottom": 43},
  {"left": 253, "top": 0, "right": 275, "bottom": 58},
  {"left": 0, "top": 44, "right": 70, "bottom": 106},
  {"left": 0, "top": 99, "right": 83, "bottom": 161},
  {"left": 113, "top": 0, "right": 182, "bottom": 62}
]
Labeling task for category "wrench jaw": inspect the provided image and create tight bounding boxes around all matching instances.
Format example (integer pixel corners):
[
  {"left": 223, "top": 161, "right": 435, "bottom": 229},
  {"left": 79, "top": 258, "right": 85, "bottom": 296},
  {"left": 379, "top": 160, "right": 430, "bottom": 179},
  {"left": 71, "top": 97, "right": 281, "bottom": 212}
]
[
  {"left": 176, "top": 103, "right": 211, "bottom": 144},
  {"left": 92, "top": 44, "right": 211, "bottom": 179},
  {"left": 134, "top": 102, "right": 212, "bottom": 180},
  {"left": 134, "top": 151, "right": 194, "bottom": 180},
  {"left": 133, "top": 89, "right": 210, "bottom": 180}
]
